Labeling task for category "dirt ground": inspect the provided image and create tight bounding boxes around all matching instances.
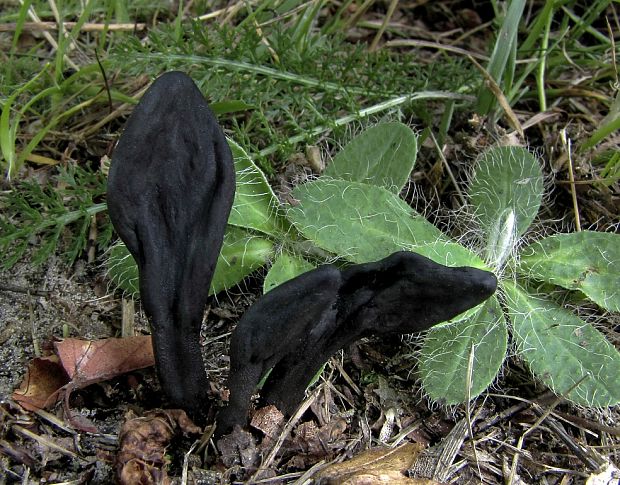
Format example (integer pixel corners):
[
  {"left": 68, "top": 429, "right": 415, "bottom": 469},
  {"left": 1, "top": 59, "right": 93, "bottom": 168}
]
[{"left": 1, "top": 250, "right": 620, "bottom": 483}]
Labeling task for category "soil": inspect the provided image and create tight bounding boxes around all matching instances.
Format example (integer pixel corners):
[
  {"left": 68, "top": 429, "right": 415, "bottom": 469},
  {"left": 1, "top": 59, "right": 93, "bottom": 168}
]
[{"left": 1, "top": 247, "right": 620, "bottom": 483}]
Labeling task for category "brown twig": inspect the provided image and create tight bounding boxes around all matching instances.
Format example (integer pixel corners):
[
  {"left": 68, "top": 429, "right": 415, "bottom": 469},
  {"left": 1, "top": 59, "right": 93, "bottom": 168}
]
[
  {"left": 553, "top": 411, "right": 620, "bottom": 437},
  {"left": 467, "top": 55, "right": 525, "bottom": 139},
  {"left": 532, "top": 405, "right": 605, "bottom": 471},
  {"left": 0, "top": 21, "right": 146, "bottom": 32},
  {"left": 248, "top": 384, "right": 324, "bottom": 483},
  {"left": 0, "top": 283, "right": 51, "bottom": 298},
  {"left": 560, "top": 128, "right": 582, "bottom": 231},
  {"left": 475, "top": 391, "right": 556, "bottom": 434},
  {"left": 385, "top": 39, "right": 489, "bottom": 61}
]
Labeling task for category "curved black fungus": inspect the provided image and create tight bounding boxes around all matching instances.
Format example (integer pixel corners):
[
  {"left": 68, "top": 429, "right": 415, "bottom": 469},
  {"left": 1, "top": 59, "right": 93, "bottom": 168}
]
[
  {"left": 107, "top": 72, "right": 235, "bottom": 417},
  {"left": 217, "top": 251, "right": 497, "bottom": 435}
]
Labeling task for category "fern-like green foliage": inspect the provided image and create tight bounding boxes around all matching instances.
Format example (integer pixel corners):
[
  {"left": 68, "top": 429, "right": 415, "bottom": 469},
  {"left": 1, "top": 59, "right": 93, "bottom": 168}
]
[
  {"left": 107, "top": 123, "right": 620, "bottom": 408},
  {"left": 0, "top": 165, "right": 109, "bottom": 269}
]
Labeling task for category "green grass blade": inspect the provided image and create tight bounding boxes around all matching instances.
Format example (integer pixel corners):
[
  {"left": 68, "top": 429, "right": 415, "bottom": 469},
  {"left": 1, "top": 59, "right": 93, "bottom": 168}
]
[
  {"left": 1, "top": 66, "right": 49, "bottom": 178},
  {"left": 54, "top": 0, "right": 96, "bottom": 80},
  {"left": 10, "top": 0, "right": 31, "bottom": 59},
  {"left": 562, "top": 2, "right": 612, "bottom": 45},
  {"left": 292, "top": 0, "right": 325, "bottom": 53},
  {"left": 476, "top": 0, "right": 526, "bottom": 114},
  {"left": 518, "top": 0, "right": 554, "bottom": 54},
  {"left": 580, "top": 91, "right": 620, "bottom": 151}
]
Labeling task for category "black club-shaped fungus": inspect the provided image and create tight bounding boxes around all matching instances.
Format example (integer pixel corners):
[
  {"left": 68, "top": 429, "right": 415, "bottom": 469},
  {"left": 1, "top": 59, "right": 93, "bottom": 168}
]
[
  {"left": 107, "top": 72, "right": 235, "bottom": 416},
  {"left": 217, "top": 251, "right": 497, "bottom": 434}
]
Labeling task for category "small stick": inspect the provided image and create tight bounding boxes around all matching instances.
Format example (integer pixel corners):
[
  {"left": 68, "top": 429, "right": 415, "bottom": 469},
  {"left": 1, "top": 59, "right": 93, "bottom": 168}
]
[
  {"left": 13, "top": 424, "right": 79, "bottom": 459},
  {"left": 532, "top": 406, "right": 604, "bottom": 471},
  {"left": 249, "top": 385, "right": 324, "bottom": 483},
  {"left": 29, "top": 294, "right": 40, "bottom": 357},
  {"left": 433, "top": 419, "right": 469, "bottom": 482},
  {"left": 22, "top": 1, "right": 78, "bottom": 71},
  {"left": 0, "top": 283, "right": 51, "bottom": 298},
  {"left": 429, "top": 131, "right": 467, "bottom": 207},
  {"left": 0, "top": 21, "right": 147, "bottom": 32},
  {"left": 560, "top": 128, "right": 582, "bottom": 231},
  {"left": 508, "top": 377, "right": 588, "bottom": 481},
  {"left": 553, "top": 410, "right": 620, "bottom": 437},
  {"left": 121, "top": 298, "right": 135, "bottom": 337},
  {"left": 475, "top": 399, "right": 532, "bottom": 434},
  {"left": 467, "top": 55, "right": 525, "bottom": 139},
  {"left": 465, "top": 343, "right": 482, "bottom": 479},
  {"left": 87, "top": 215, "right": 98, "bottom": 264}
]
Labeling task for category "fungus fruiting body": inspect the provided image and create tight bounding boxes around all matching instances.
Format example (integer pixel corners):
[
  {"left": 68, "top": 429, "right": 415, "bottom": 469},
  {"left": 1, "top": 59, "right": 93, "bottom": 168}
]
[
  {"left": 107, "top": 71, "right": 235, "bottom": 415},
  {"left": 218, "top": 251, "right": 497, "bottom": 434}
]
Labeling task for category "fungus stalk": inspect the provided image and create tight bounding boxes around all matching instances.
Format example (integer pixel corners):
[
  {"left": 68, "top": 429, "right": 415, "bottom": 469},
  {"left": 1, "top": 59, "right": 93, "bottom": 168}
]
[{"left": 107, "top": 72, "right": 235, "bottom": 417}]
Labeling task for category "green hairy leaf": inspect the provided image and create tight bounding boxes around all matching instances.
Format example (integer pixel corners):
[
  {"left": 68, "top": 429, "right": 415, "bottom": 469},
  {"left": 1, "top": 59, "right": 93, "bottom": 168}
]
[
  {"left": 107, "top": 242, "right": 140, "bottom": 296},
  {"left": 263, "top": 252, "right": 315, "bottom": 293},
  {"left": 212, "top": 227, "right": 274, "bottom": 293},
  {"left": 107, "top": 226, "right": 274, "bottom": 297},
  {"left": 519, "top": 231, "right": 620, "bottom": 312},
  {"left": 413, "top": 241, "right": 488, "bottom": 270},
  {"left": 288, "top": 179, "right": 445, "bottom": 263},
  {"left": 227, "top": 139, "right": 288, "bottom": 237},
  {"left": 504, "top": 281, "right": 620, "bottom": 407},
  {"left": 419, "top": 297, "right": 507, "bottom": 404},
  {"left": 323, "top": 122, "right": 418, "bottom": 193},
  {"left": 469, "top": 146, "right": 543, "bottom": 267}
]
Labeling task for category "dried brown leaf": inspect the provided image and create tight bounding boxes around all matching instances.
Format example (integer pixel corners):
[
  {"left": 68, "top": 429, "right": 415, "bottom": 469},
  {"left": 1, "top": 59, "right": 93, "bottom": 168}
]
[
  {"left": 11, "top": 356, "right": 69, "bottom": 411},
  {"left": 316, "top": 443, "right": 429, "bottom": 484},
  {"left": 217, "top": 426, "right": 259, "bottom": 469},
  {"left": 251, "top": 405, "right": 285, "bottom": 437},
  {"left": 116, "top": 409, "right": 201, "bottom": 485},
  {"left": 55, "top": 336, "right": 154, "bottom": 388}
]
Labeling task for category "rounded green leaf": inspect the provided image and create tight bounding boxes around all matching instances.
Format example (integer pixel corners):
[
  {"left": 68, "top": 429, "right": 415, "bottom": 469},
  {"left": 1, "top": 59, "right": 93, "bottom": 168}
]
[
  {"left": 323, "top": 122, "right": 417, "bottom": 193},
  {"left": 414, "top": 241, "right": 487, "bottom": 270},
  {"left": 211, "top": 227, "right": 274, "bottom": 294},
  {"left": 468, "top": 146, "right": 543, "bottom": 266},
  {"left": 107, "top": 242, "right": 140, "bottom": 297},
  {"left": 519, "top": 231, "right": 620, "bottom": 312},
  {"left": 227, "top": 139, "right": 288, "bottom": 237},
  {"left": 419, "top": 296, "right": 507, "bottom": 405},
  {"left": 504, "top": 280, "right": 620, "bottom": 407},
  {"left": 263, "top": 252, "right": 315, "bottom": 293},
  {"left": 107, "top": 226, "right": 274, "bottom": 297},
  {"left": 288, "top": 179, "right": 445, "bottom": 263}
]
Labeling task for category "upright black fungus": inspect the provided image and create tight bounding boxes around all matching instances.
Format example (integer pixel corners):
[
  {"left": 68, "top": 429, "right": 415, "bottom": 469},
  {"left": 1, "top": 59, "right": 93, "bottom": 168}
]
[
  {"left": 218, "top": 251, "right": 497, "bottom": 434},
  {"left": 107, "top": 72, "right": 235, "bottom": 416}
]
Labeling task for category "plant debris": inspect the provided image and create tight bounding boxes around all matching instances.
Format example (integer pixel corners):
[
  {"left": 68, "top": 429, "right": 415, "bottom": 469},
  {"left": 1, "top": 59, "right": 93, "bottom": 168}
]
[{"left": 115, "top": 409, "right": 201, "bottom": 485}]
